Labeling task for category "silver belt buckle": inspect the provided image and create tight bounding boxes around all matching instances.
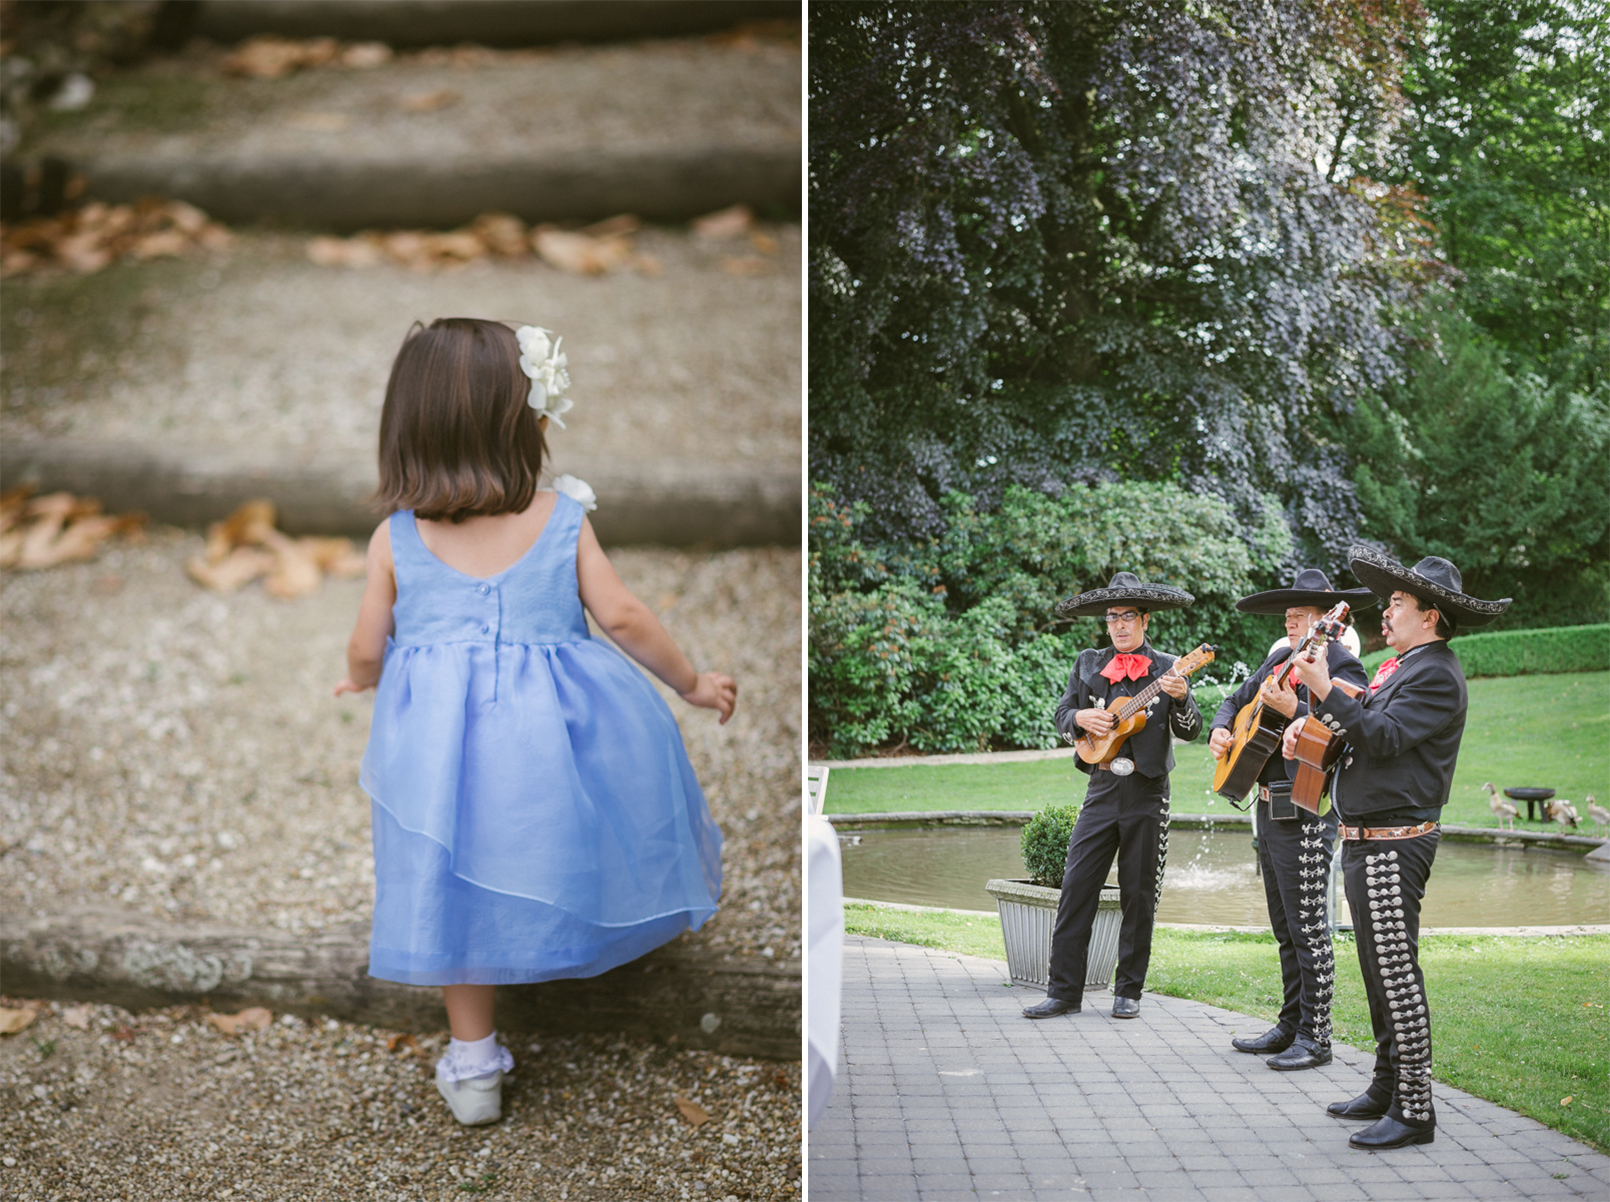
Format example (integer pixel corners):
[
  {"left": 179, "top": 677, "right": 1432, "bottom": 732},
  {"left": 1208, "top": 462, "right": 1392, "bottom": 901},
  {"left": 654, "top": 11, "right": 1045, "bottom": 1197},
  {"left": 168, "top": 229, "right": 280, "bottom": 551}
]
[{"left": 1110, "top": 758, "right": 1135, "bottom": 776}]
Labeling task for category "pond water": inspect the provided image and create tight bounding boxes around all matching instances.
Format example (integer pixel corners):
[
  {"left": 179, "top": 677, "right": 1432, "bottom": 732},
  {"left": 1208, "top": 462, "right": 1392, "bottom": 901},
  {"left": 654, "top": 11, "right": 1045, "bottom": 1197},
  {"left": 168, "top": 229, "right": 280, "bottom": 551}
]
[{"left": 838, "top": 825, "right": 1610, "bottom": 927}]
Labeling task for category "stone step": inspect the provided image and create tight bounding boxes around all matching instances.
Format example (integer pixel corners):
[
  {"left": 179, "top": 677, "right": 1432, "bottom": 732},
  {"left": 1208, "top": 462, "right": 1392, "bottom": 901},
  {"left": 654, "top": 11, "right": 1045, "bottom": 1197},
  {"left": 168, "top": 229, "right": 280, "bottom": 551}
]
[
  {"left": 0, "top": 438, "right": 796, "bottom": 546},
  {"left": 29, "top": 34, "right": 800, "bottom": 229},
  {"left": 1, "top": 227, "right": 800, "bottom": 544},
  {"left": 3, "top": 906, "right": 801, "bottom": 1059},
  {"left": 191, "top": 0, "right": 800, "bottom": 48}
]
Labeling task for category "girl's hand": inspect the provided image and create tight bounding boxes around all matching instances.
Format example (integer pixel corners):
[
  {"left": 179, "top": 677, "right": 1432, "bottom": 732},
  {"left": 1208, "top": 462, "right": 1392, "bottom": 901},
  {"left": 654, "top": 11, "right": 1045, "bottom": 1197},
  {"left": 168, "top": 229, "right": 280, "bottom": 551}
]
[
  {"left": 679, "top": 672, "right": 737, "bottom": 724},
  {"left": 333, "top": 677, "right": 374, "bottom": 697}
]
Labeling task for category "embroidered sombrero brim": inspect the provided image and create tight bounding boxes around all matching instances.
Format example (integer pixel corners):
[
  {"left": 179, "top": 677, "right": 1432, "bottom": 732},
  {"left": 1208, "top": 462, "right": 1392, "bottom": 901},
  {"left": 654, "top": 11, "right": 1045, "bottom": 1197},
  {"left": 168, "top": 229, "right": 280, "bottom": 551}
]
[
  {"left": 1347, "top": 545, "right": 1511, "bottom": 629},
  {"left": 1235, "top": 586, "right": 1378, "bottom": 616},
  {"left": 1055, "top": 582, "right": 1195, "bottom": 618}
]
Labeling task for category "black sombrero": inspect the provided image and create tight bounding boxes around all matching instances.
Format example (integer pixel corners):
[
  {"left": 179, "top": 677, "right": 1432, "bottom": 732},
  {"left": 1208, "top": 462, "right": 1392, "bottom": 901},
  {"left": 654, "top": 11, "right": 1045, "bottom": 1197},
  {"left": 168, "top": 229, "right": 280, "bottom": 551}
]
[
  {"left": 1055, "top": 571, "right": 1194, "bottom": 619},
  {"left": 1347, "top": 546, "right": 1511, "bottom": 630},
  {"left": 1235, "top": 568, "right": 1377, "bottom": 616}
]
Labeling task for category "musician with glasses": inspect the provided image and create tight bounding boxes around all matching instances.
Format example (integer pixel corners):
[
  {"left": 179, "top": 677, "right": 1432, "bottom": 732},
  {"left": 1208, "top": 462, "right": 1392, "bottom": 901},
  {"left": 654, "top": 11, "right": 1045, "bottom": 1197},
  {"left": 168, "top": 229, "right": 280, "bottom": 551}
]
[
  {"left": 1283, "top": 549, "right": 1509, "bottom": 1151},
  {"left": 1023, "top": 572, "right": 1202, "bottom": 1022},
  {"left": 1208, "top": 571, "right": 1373, "bottom": 1071}
]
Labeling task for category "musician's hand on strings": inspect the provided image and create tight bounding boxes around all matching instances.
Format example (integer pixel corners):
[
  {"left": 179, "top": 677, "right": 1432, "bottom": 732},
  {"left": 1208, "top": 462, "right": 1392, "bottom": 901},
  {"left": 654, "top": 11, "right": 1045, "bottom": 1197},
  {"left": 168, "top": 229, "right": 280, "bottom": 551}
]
[
  {"left": 1076, "top": 707, "right": 1115, "bottom": 737},
  {"left": 1159, "top": 672, "right": 1189, "bottom": 701},
  {"left": 1263, "top": 673, "right": 1299, "bottom": 718},
  {"left": 1208, "top": 727, "right": 1234, "bottom": 759},
  {"left": 1281, "top": 718, "right": 1304, "bottom": 760},
  {"left": 1286, "top": 647, "right": 1333, "bottom": 701}
]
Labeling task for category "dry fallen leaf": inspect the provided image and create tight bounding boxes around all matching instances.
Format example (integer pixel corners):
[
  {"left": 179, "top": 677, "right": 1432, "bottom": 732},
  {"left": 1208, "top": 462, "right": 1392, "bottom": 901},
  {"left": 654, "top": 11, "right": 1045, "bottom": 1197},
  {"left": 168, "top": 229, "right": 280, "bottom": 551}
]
[
  {"left": 0, "top": 492, "right": 146, "bottom": 569},
  {"left": 261, "top": 538, "right": 322, "bottom": 599},
  {"left": 1562, "top": 1096, "right": 1574, "bottom": 1106},
  {"left": 190, "top": 500, "right": 365, "bottom": 598},
  {"left": 1, "top": 198, "right": 231, "bottom": 278},
  {"left": 341, "top": 42, "right": 392, "bottom": 69},
  {"left": 223, "top": 35, "right": 340, "bottom": 79},
  {"left": 692, "top": 204, "right": 754, "bottom": 239},
  {"left": 533, "top": 227, "right": 633, "bottom": 276},
  {"left": 61, "top": 1004, "right": 94, "bottom": 1030},
  {"left": 187, "top": 546, "right": 277, "bottom": 593},
  {"left": 400, "top": 88, "right": 459, "bottom": 113},
  {"left": 0, "top": 1007, "right": 39, "bottom": 1035},
  {"left": 385, "top": 1032, "right": 420, "bottom": 1054},
  {"left": 674, "top": 1096, "right": 711, "bottom": 1127},
  {"left": 207, "top": 1007, "right": 273, "bottom": 1036},
  {"left": 750, "top": 232, "right": 780, "bottom": 255},
  {"left": 470, "top": 212, "right": 529, "bottom": 258}
]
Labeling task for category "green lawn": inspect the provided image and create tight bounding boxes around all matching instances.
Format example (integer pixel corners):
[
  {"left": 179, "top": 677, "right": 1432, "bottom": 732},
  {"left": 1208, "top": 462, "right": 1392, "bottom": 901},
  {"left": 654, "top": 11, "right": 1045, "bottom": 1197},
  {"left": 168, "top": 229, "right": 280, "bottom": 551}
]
[
  {"left": 842, "top": 902, "right": 1610, "bottom": 1152},
  {"left": 825, "top": 671, "right": 1610, "bottom": 829}
]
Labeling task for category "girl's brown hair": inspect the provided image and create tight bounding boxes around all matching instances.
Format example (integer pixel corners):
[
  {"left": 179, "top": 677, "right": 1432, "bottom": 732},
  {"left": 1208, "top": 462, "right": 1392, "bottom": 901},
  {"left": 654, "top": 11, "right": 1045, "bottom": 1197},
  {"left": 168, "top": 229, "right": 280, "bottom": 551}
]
[{"left": 375, "top": 318, "right": 547, "bottom": 522}]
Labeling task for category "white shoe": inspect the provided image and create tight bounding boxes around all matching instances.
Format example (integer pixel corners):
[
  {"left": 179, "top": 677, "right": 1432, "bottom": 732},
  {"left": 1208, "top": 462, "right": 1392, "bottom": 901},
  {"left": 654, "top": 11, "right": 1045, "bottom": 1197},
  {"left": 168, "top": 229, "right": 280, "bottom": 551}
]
[{"left": 435, "top": 1070, "right": 504, "bottom": 1126}]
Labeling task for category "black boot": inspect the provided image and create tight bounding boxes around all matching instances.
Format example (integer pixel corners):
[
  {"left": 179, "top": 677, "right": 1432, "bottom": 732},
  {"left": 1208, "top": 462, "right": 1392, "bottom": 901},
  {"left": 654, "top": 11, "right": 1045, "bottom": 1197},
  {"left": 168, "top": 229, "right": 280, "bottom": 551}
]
[
  {"left": 1349, "top": 1114, "right": 1435, "bottom": 1149},
  {"left": 1327, "top": 1089, "right": 1391, "bottom": 1119},
  {"left": 1231, "top": 1026, "right": 1294, "bottom": 1054},
  {"left": 1268, "top": 1036, "right": 1332, "bottom": 1071}
]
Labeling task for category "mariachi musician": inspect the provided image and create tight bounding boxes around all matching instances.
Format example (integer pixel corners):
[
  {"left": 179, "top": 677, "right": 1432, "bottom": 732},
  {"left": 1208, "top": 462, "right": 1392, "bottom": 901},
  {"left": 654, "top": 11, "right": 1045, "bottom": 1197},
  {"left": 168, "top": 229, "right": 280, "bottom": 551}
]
[
  {"left": 1283, "top": 549, "right": 1509, "bottom": 1150},
  {"left": 1209, "top": 570, "right": 1373, "bottom": 1071},
  {"left": 1023, "top": 572, "right": 1202, "bottom": 1022}
]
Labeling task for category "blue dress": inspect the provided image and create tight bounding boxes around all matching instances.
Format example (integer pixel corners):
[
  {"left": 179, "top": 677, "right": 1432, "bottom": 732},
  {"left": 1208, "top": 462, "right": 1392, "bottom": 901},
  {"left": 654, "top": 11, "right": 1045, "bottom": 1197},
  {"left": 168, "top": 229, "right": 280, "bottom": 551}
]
[{"left": 360, "top": 493, "right": 722, "bottom": 986}]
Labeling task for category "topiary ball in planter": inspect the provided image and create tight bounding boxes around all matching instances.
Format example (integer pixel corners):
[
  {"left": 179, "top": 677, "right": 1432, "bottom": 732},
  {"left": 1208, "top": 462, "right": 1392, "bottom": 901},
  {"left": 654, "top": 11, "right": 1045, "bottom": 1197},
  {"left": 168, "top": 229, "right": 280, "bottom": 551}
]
[{"left": 1020, "top": 803, "right": 1080, "bottom": 886}]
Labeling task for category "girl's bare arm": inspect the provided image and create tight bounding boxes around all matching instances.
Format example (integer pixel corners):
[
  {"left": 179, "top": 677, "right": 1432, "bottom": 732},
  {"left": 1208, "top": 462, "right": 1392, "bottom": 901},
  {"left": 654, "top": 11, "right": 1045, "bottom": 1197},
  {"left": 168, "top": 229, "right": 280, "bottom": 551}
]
[
  {"left": 334, "top": 520, "right": 398, "bottom": 696},
  {"left": 574, "top": 517, "right": 736, "bottom": 723}
]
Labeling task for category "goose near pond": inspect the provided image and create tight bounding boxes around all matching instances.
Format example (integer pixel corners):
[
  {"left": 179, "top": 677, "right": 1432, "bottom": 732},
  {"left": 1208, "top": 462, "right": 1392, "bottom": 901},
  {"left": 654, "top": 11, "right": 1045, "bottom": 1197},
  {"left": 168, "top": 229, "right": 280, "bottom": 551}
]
[
  {"left": 1545, "top": 798, "right": 1579, "bottom": 829},
  {"left": 1483, "top": 782, "right": 1518, "bottom": 831},
  {"left": 1586, "top": 794, "right": 1607, "bottom": 830}
]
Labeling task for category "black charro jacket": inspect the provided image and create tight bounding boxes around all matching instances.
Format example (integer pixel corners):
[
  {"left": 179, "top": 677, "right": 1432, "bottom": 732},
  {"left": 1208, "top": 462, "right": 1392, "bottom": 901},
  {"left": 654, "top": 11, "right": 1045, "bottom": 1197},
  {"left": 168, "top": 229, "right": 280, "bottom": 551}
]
[
  {"left": 1212, "top": 641, "right": 1369, "bottom": 789},
  {"left": 1295, "top": 640, "right": 1467, "bottom": 825},
  {"left": 1054, "top": 643, "right": 1203, "bottom": 780}
]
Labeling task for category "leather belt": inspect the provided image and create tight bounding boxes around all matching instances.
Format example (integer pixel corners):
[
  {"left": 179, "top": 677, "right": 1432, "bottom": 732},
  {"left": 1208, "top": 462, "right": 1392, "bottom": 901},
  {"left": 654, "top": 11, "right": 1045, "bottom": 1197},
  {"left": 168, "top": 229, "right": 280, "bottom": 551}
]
[
  {"left": 1339, "top": 819, "right": 1438, "bottom": 842},
  {"left": 1258, "top": 784, "right": 1292, "bottom": 802}
]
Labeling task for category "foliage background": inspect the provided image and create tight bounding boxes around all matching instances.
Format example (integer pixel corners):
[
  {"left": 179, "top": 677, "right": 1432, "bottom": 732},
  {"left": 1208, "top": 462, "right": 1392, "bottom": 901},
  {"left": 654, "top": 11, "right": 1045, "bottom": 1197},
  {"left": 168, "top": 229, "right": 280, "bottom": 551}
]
[{"left": 809, "top": 0, "right": 1608, "bottom": 757}]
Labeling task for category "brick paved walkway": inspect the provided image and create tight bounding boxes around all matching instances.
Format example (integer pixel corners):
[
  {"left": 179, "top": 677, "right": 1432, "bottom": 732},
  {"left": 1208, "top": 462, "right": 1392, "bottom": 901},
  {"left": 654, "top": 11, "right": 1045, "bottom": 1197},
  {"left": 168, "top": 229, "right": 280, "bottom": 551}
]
[{"left": 810, "top": 936, "right": 1609, "bottom": 1201}]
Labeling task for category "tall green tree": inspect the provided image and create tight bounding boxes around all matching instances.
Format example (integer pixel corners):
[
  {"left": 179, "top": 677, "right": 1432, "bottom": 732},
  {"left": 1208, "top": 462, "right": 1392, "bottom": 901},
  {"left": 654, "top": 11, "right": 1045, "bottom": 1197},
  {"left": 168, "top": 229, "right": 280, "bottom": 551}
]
[
  {"left": 1397, "top": 0, "right": 1609, "bottom": 394},
  {"left": 810, "top": 0, "right": 1428, "bottom": 567},
  {"left": 1345, "top": 305, "right": 1609, "bottom": 630}
]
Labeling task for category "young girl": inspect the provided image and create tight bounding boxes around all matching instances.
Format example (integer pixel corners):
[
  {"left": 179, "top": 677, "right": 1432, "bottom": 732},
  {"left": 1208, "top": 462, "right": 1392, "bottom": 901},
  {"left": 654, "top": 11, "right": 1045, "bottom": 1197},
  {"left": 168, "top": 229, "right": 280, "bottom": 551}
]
[{"left": 335, "top": 318, "right": 736, "bottom": 1126}]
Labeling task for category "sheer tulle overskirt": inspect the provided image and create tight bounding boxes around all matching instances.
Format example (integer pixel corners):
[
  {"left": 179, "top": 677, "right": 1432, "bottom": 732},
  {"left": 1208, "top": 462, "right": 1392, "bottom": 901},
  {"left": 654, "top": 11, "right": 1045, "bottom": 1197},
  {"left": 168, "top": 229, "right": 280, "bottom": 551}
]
[{"left": 361, "top": 638, "right": 722, "bottom": 985}]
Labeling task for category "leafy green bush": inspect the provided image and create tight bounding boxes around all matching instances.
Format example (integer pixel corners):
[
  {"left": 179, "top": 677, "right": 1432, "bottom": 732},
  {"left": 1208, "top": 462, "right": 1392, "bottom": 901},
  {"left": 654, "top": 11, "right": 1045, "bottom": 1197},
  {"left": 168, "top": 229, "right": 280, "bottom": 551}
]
[
  {"left": 1360, "top": 624, "right": 1609, "bottom": 678},
  {"left": 1020, "top": 804, "right": 1081, "bottom": 887},
  {"left": 808, "top": 480, "right": 1280, "bottom": 757}
]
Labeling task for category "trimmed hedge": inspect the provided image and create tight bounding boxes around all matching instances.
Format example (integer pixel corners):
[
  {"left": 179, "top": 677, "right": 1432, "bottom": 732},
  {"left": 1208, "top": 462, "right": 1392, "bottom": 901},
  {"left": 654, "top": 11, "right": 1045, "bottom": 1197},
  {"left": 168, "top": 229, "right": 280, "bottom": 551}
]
[
  {"left": 1359, "top": 623, "right": 1609, "bottom": 679},
  {"left": 1021, "top": 804, "right": 1081, "bottom": 887}
]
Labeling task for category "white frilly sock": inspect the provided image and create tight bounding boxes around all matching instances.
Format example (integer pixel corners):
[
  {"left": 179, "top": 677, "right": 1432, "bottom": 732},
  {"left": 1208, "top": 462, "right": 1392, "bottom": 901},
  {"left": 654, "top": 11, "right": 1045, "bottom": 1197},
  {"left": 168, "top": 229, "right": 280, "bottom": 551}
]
[{"left": 437, "top": 1031, "right": 514, "bottom": 1082}]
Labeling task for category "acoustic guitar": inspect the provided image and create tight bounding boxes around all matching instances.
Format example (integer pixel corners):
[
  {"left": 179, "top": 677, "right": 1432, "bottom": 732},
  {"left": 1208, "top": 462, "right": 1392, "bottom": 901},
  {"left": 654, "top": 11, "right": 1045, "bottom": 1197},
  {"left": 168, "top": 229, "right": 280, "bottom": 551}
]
[
  {"left": 1075, "top": 644, "right": 1217, "bottom": 769},
  {"left": 1211, "top": 601, "right": 1352, "bottom": 803},
  {"left": 1290, "top": 679, "right": 1366, "bottom": 811}
]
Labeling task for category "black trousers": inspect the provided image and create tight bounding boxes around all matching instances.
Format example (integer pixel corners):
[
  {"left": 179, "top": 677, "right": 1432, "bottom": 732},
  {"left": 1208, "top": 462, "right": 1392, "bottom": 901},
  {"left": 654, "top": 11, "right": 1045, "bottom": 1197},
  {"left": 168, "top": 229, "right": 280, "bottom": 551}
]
[
  {"left": 1047, "top": 772, "right": 1169, "bottom": 1004},
  {"left": 1341, "top": 828, "right": 1440, "bottom": 1129},
  {"left": 1256, "top": 793, "right": 1338, "bottom": 1043}
]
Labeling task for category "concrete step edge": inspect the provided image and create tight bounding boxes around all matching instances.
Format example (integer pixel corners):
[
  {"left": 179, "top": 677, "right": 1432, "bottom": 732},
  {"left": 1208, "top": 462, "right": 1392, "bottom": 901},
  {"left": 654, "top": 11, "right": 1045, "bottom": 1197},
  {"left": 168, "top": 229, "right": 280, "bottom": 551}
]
[
  {"left": 2, "top": 904, "right": 800, "bottom": 1058},
  {"left": 0, "top": 438, "right": 801, "bottom": 546},
  {"left": 192, "top": 0, "right": 801, "bottom": 49},
  {"left": 71, "top": 146, "right": 801, "bottom": 231}
]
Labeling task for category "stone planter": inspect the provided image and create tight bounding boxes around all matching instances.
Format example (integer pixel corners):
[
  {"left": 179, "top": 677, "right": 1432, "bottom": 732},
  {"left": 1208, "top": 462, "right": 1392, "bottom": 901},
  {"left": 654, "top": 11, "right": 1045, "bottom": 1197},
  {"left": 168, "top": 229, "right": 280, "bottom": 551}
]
[{"left": 984, "top": 879, "right": 1123, "bottom": 990}]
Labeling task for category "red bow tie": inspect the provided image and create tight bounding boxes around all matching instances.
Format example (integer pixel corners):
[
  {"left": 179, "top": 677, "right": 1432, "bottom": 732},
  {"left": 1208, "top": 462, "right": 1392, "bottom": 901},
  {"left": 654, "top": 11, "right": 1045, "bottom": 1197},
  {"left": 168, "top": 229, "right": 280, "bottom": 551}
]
[
  {"left": 1101, "top": 653, "right": 1153, "bottom": 683},
  {"left": 1369, "top": 657, "right": 1400, "bottom": 691}
]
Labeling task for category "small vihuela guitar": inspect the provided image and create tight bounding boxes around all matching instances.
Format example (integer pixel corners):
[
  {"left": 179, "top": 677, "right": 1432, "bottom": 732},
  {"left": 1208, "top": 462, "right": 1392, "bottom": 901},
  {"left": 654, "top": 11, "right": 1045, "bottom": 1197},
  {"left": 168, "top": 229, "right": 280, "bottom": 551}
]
[
  {"left": 1211, "top": 601, "right": 1352, "bottom": 803},
  {"left": 1289, "top": 680, "right": 1366, "bottom": 811},
  {"left": 1075, "top": 644, "right": 1217, "bottom": 771}
]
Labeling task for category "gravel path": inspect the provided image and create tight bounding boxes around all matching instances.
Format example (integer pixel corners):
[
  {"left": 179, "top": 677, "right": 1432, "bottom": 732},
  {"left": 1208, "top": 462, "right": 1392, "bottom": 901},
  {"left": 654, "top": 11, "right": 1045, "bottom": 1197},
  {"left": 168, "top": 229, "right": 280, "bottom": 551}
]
[
  {"left": 0, "top": 223, "right": 801, "bottom": 472},
  {"left": 0, "top": 532, "right": 801, "bottom": 962},
  {"left": 0, "top": 999, "right": 801, "bottom": 1201}
]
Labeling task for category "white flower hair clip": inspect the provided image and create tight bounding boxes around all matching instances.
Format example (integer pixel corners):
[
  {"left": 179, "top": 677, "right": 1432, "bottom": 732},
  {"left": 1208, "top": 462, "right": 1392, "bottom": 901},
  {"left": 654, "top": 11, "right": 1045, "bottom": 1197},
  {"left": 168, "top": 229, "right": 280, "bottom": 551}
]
[{"left": 516, "top": 325, "right": 573, "bottom": 427}]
